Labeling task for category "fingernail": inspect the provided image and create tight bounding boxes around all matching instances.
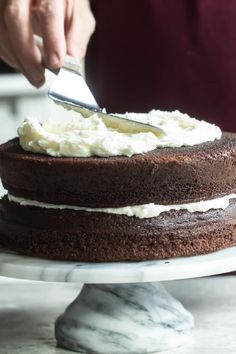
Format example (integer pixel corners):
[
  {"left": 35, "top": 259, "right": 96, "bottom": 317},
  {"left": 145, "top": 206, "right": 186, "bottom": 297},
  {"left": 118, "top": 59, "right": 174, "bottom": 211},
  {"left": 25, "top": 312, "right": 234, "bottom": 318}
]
[
  {"left": 28, "top": 74, "right": 45, "bottom": 88},
  {"left": 47, "top": 53, "right": 60, "bottom": 69},
  {"left": 34, "top": 77, "right": 45, "bottom": 88},
  {"left": 32, "top": 72, "right": 44, "bottom": 83}
]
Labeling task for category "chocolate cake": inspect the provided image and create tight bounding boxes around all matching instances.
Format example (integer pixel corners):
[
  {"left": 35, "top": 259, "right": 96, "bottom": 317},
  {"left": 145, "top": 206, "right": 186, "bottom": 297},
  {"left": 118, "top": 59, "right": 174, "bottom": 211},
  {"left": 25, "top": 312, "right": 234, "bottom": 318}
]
[
  {"left": 0, "top": 132, "right": 236, "bottom": 262},
  {"left": 0, "top": 134, "right": 235, "bottom": 207}
]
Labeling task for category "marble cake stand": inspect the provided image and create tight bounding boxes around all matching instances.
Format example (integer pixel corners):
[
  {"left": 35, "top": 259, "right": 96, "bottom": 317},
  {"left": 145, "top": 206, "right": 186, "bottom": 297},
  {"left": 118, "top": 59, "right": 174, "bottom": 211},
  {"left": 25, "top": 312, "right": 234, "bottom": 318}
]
[{"left": 1, "top": 246, "right": 236, "bottom": 354}]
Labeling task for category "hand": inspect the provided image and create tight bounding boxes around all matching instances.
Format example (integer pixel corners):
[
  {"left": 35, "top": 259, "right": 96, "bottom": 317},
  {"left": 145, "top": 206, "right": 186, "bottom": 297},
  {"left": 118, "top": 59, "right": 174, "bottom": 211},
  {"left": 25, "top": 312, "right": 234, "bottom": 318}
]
[{"left": 0, "top": 0, "right": 95, "bottom": 87}]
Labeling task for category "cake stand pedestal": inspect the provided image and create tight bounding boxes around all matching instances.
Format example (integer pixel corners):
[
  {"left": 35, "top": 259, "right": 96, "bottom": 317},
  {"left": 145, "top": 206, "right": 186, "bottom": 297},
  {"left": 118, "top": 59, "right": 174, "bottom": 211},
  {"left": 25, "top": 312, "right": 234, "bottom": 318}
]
[{"left": 1, "top": 247, "right": 236, "bottom": 354}]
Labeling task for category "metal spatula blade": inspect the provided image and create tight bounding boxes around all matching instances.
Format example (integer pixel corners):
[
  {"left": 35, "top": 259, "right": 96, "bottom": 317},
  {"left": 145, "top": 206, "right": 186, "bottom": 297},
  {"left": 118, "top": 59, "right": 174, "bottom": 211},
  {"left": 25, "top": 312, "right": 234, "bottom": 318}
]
[
  {"left": 48, "top": 66, "right": 100, "bottom": 111},
  {"left": 35, "top": 36, "right": 164, "bottom": 137},
  {"left": 49, "top": 68, "right": 164, "bottom": 136}
]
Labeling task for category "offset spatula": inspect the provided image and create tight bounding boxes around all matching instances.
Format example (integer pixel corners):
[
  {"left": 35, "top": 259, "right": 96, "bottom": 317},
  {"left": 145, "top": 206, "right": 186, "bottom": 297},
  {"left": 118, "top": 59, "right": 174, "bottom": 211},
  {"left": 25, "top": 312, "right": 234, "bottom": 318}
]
[{"left": 35, "top": 36, "right": 164, "bottom": 136}]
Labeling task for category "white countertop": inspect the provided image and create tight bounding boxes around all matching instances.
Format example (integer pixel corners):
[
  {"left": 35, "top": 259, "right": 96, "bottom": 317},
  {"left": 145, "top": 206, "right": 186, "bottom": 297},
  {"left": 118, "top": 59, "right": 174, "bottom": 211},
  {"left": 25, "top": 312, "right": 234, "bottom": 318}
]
[{"left": 0, "top": 276, "right": 235, "bottom": 354}]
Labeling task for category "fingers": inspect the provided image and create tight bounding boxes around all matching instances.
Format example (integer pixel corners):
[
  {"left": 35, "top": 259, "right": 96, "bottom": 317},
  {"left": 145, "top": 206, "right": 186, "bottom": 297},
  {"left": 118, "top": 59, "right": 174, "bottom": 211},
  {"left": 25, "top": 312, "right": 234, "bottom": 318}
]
[
  {"left": 0, "top": 2, "right": 18, "bottom": 69},
  {"left": 0, "top": 3, "right": 19, "bottom": 72},
  {"left": 65, "top": 0, "right": 96, "bottom": 59},
  {"left": 4, "top": 0, "right": 45, "bottom": 87},
  {"left": 0, "top": 0, "right": 95, "bottom": 87},
  {"left": 0, "top": 25, "right": 18, "bottom": 69},
  {"left": 0, "top": 43, "right": 18, "bottom": 70},
  {"left": 36, "top": 0, "right": 66, "bottom": 69}
]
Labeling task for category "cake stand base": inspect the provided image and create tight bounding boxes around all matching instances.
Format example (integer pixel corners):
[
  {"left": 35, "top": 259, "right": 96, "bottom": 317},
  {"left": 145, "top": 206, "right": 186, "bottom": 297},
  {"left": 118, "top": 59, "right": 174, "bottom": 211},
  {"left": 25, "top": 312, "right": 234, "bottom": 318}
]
[
  {"left": 2, "top": 247, "right": 236, "bottom": 353},
  {"left": 55, "top": 282, "right": 194, "bottom": 354}
]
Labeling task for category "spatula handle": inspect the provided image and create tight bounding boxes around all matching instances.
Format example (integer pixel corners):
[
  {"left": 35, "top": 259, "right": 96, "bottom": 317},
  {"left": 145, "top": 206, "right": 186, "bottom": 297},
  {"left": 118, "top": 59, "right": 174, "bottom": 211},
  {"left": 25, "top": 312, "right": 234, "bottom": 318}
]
[{"left": 34, "top": 35, "right": 82, "bottom": 75}]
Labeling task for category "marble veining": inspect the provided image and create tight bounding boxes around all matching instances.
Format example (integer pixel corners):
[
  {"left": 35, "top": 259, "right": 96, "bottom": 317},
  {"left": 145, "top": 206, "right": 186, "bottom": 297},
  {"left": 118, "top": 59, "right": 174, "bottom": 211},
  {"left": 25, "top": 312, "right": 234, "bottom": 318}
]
[
  {"left": 55, "top": 282, "right": 194, "bottom": 353},
  {"left": 0, "top": 246, "right": 236, "bottom": 284},
  {"left": 0, "top": 249, "right": 236, "bottom": 353},
  {"left": 1, "top": 277, "right": 236, "bottom": 353}
]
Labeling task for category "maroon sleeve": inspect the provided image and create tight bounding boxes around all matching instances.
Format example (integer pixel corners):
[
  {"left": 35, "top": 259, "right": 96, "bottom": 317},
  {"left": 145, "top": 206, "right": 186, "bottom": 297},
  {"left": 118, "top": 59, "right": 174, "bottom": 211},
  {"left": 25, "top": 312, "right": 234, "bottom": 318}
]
[{"left": 86, "top": 0, "right": 236, "bottom": 132}]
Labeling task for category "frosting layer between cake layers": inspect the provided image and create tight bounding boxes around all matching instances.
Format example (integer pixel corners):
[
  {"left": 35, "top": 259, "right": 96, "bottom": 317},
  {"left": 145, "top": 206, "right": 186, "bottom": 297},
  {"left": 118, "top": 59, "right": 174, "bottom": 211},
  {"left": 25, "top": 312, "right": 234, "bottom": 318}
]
[{"left": 8, "top": 193, "right": 236, "bottom": 219}]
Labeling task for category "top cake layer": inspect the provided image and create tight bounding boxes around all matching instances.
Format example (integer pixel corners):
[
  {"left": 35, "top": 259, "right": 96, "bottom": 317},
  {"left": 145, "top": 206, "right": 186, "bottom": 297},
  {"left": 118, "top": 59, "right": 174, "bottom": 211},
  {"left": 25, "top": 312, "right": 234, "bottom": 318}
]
[{"left": 0, "top": 133, "right": 236, "bottom": 207}]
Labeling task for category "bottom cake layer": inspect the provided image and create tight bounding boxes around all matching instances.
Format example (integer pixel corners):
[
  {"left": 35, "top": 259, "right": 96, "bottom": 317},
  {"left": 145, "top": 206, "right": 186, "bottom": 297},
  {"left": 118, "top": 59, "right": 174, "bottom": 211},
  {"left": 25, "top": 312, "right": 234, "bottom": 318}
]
[{"left": 0, "top": 196, "right": 236, "bottom": 262}]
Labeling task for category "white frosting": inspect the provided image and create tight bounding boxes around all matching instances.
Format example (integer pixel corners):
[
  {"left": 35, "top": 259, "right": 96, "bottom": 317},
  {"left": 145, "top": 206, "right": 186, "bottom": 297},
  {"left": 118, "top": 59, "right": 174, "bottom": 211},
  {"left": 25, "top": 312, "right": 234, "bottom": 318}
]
[
  {"left": 18, "top": 110, "right": 221, "bottom": 157},
  {"left": 8, "top": 194, "right": 236, "bottom": 219}
]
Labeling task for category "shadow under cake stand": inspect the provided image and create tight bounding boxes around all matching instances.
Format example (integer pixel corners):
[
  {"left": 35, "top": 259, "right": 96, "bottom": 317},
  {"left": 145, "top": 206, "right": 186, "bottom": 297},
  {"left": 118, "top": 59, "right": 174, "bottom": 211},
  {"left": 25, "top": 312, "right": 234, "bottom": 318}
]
[{"left": 1, "top": 247, "right": 236, "bottom": 354}]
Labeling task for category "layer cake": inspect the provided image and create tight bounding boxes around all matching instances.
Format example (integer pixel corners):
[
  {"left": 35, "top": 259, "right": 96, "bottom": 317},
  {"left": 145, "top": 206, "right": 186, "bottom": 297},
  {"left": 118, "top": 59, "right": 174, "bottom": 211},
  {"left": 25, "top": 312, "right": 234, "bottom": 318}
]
[{"left": 0, "top": 110, "right": 235, "bottom": 261}]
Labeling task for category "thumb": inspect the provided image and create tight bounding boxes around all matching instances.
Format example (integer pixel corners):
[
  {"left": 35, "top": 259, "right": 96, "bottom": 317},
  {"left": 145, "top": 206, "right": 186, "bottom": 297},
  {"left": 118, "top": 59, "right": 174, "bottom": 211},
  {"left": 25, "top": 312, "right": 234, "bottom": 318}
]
[{"left": 65, "top": 0, "right": 96, "bottom": 59}]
